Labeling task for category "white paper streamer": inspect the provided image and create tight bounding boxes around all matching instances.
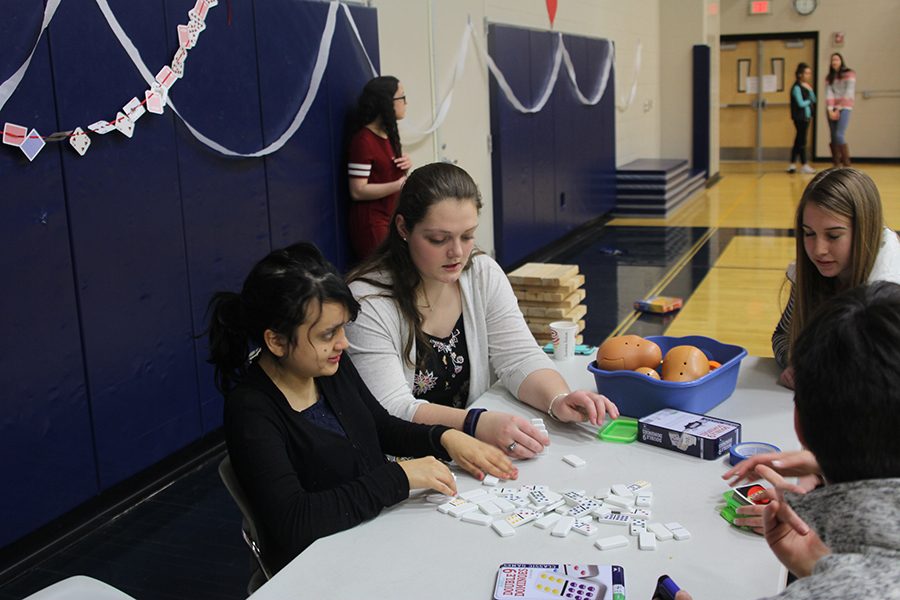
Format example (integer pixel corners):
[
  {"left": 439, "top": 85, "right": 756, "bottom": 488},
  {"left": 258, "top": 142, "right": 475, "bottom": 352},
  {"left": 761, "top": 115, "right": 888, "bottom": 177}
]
[
  {"left": 616, "top": 40, "right": 642, "bottom": 112},
  {"left": 0, "top": 0, "right": 64, "bottom": 114},
  {"left": 340, "top": 3, "right": 377, "bottom": 78},
  {"left": 474, "top": 29, "right": 564, "bottom": 114},
  {"left": 560, "top": 38, "right": 613, "bottom": 106}
]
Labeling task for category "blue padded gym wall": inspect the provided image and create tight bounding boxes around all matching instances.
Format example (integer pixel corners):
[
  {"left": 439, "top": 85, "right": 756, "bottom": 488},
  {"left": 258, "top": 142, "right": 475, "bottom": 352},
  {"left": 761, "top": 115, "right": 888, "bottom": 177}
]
[
  {"left": 0, "top": 0, "right": 378, "bottom": 548},
  {"left": 489, "top": 24, "right": 616, "bottom": 268}
]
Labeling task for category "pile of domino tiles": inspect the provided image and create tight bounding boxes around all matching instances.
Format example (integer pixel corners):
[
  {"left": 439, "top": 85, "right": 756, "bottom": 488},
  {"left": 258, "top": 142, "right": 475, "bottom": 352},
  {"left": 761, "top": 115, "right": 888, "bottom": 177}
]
[
  {"left": 429, "top": 476, "right": 691, "bottom": 551},
  {"left": 506, "top": 263, "right": 587, "bottom": 346}
]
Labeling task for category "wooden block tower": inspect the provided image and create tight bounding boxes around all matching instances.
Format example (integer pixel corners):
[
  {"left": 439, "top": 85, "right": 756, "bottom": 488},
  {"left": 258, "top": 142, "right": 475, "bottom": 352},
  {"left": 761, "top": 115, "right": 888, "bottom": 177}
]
[{"left": 506, "top": 263, "right": 587, "bottom": 346}]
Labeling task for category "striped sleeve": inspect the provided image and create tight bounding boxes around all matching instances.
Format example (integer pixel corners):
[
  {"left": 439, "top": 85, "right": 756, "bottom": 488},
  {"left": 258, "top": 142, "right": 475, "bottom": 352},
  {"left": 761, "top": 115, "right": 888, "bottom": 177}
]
[
  {"left": 347, "top": 161, "right": 372, "bottom": 178},
  {"left": 771, "top": 288, "right": 794, "bottom": 370}
]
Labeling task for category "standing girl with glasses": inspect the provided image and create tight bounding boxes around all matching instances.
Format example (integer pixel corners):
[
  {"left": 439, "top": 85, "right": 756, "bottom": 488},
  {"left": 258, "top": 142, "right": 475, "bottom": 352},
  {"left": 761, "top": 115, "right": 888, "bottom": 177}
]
[{"left": 347, "top": 76, "right": 413, "bottom": 260}]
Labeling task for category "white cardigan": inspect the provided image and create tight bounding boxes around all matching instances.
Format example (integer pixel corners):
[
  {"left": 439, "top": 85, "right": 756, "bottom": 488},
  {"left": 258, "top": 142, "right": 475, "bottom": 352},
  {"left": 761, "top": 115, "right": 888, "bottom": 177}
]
[{"left": 346, "top": 254, "right": 556, "bottom": 421}]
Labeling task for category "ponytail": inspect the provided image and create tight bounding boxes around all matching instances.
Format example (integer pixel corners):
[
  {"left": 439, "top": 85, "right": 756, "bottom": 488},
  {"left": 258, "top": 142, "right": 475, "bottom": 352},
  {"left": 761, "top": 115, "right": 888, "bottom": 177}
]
[{"left": 207, "top": 291, "right": 251, "bottom": 393}]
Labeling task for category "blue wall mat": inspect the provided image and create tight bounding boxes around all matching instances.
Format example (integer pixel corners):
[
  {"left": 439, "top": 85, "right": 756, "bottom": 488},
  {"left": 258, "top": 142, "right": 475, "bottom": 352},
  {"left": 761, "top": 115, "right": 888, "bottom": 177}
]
[
  {"left": 0, "top": 0, "right": 380, "bottom": 545},
  {"left": 489, "top": 25, "right": 616, "bottom": 267},
  {"left": 488, "top": 25, "right": 534, "bottom": 267},
  {"left": 48, "top": 1, "right": 200, "bottom": 488},
  {"left": 163, "top": 0, "right": 272, "bottom": 434},
  {"left": 529, "top": 30, "right": 558, "bottom": 252},
  {"left": 585, "top": 38, "right": 616, "bottom": 217},
  {"left": 325, "top": 4, "right": 380, "bottom": 271},
  {"left": 692, "top": 44, "right": 711, "bottom": 177},
  {"left": 0, "top": 2, "right": 97, "bottom": 547},
  {"left": 256, "top": 1, "right": 337, "bottom": 260}
]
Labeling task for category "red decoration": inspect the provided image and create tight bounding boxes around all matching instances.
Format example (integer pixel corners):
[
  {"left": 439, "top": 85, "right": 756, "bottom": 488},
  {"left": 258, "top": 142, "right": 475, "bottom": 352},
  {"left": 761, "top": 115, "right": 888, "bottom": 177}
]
[{"left": 545, "top": 0, "right": 557, "bottom": 27}]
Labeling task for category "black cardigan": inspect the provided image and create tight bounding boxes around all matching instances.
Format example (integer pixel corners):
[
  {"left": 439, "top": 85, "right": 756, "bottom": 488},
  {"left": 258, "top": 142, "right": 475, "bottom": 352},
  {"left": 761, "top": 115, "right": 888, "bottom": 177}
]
[{"left": 224, "top": 354, "right": 451, "bottom": 573}]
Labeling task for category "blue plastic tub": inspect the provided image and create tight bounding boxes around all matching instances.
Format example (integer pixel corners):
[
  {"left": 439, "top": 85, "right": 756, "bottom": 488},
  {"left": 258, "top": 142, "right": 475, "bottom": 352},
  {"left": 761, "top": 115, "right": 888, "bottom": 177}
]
[{"left": 588, "top": 335, "right": 748, "bottom": 418}]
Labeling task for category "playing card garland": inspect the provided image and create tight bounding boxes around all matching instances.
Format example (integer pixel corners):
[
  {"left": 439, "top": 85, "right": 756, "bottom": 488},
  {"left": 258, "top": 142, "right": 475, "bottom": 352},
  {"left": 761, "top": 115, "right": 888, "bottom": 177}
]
[{"left": 2, "top": 0, "right": 217, "bottom": 161}]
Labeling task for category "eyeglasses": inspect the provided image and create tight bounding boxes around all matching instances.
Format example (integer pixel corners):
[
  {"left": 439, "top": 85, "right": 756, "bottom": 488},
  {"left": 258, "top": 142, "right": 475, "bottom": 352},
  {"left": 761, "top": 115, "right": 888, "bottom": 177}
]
[{"left": 393, "top": 95, "right": 407, "bottom": 103}]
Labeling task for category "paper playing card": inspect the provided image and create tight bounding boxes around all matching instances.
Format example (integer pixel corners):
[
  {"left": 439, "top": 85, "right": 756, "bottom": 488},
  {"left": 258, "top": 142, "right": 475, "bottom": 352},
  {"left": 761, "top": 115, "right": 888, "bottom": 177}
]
[
  {"left": 88, "top": 120, "right": 116, "bottom": 135},
  {"left": 192, "top": 0, "right": 210, "bottom": 21},
  {"left": 155, "top": 66, "right": 177, "bottom": 90},
  {"left": 114, "top": 112, "right": 134, "bottom": 138},
  {"left": 44, "top": 130, "right": 74, "bottom": 142},
  {"left": 3, "top": 122, "right": 28, "bottom": 146},
  {"left": 171, "top": 47, "right": 188, "bottom": 78},
  {"left": 145, "top": 88, "right": 166, "bottom": 115},
  {"left": 186, "top": 19, "right": 203, "bottom": 46},
  {"left": 177, "top": 24, "right": 194, "bottom": 49},
  {"left": 188, "top": 13, "right": 206, "bottom": 32},
  {"left": 19, "top": 129, "right": 45, "bottom": 161},
  {"left": 123, "top": 97, "right": 146, "bottom": 122},
  {"left": 69, "top": 127, "right": 91, "bottom": 156}
]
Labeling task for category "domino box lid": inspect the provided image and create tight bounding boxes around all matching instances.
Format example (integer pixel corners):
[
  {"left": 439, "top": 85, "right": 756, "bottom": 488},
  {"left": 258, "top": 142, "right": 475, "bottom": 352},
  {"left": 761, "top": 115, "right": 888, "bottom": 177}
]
[
  {"left": 493, "top": 564, "right": 624, "bottom": 600},
  {"left": 638, "top": 408, "right": 741, "bottom": 460}
]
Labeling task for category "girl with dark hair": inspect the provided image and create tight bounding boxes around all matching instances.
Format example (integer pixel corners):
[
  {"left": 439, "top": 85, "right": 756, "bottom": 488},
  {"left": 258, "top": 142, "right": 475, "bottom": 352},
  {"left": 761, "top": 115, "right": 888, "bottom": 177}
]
[
  {"left": 787, "top": 62, "right": 816, "bottom": 174},
  {"left": 825, "top": 53, "right": 855, "bottom": 167},
  {"left": 347, "top": 76, "right": 412, "bottom": 259},
  {"left": 208, "top": 242, "right": 515, "bottom": 573},
  {"left": 771, "top": 168, "right": 900, "bottom": 389},
  {"left": 346, "top": 163, "right": 619, "bottom": 458}
]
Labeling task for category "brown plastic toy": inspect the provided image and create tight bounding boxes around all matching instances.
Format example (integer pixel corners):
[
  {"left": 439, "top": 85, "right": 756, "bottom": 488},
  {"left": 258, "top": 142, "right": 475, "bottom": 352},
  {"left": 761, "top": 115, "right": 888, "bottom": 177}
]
[
  {"left": 633, "top": 366, "right": 661, "bottom": 380},
  {"left": 661, "top": 345, "right": 711, "bottom": 382},
  {"left": 596, "top": 335, "right": 662, "bottom": 371}
]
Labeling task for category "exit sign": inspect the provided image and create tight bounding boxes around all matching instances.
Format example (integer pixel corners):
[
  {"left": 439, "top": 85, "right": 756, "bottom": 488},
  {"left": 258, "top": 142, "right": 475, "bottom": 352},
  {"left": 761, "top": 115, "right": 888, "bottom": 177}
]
[{"left": 749, "top": 1, "right": 772, "bottom": 14}]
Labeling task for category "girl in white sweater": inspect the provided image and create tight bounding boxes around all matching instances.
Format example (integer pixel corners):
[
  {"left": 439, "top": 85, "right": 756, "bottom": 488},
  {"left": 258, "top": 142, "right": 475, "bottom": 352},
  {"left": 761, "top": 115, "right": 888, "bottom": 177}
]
[{"left": 346, "top": 163, "right": 618, "bottom": 457}]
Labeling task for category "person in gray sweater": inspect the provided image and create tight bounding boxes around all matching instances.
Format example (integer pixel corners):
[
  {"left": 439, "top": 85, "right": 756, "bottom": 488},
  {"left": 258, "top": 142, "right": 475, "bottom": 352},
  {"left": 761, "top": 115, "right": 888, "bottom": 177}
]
[
  {"left": 346, "top": 163, "right": 618, "bottom": 458},
  {"left": 683, "top": 281, "right": 900, "bottom": 600}
]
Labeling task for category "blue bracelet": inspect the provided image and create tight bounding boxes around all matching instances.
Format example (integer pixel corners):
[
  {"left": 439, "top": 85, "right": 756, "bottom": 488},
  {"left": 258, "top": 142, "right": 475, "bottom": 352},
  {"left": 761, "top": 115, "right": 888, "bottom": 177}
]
[{"left": 463, "top": 408, "right": 487, "bottom": 437}]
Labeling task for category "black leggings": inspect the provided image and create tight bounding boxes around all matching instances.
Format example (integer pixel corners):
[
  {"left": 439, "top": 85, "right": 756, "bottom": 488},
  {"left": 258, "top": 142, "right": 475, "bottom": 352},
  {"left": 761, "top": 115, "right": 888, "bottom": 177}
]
[{"left": 791, "top": 119, "right": 810, "bottom": 164}]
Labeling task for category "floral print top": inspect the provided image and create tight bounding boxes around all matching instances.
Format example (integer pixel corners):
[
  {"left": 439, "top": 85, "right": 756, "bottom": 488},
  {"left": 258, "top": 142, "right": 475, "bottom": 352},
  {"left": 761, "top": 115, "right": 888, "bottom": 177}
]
[{"left": 413, "top": 314, "right": 470, "bottom": 408}]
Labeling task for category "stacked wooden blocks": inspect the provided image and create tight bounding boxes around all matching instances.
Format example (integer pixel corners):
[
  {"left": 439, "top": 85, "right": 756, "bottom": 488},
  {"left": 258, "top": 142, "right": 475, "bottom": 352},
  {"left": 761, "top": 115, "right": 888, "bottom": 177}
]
[{"left": 507, "top": 263, "right": 587, "bottom": 346}]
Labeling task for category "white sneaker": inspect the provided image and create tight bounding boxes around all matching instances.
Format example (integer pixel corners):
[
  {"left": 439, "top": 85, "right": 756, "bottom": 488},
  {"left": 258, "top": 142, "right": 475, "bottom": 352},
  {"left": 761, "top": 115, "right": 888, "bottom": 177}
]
[
  {"left": 800, "top": 165, "right": 816, "bottom": 174},
  {"left": 786, "top": 164, "right": 797, "bottom": 173}
]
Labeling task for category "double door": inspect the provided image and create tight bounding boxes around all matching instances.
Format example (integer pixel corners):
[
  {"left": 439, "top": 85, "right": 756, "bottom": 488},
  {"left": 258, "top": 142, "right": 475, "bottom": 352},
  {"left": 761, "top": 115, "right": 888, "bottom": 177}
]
[{"left": 720, "top": 35, "right": 816, "bottom": 161}]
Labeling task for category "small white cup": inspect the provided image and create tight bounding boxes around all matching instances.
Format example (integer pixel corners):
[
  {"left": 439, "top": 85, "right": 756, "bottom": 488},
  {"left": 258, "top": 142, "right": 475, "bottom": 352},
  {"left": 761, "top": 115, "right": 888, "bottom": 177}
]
[{"left": 549, "top": 320, "right": 578, "bottom": 360}]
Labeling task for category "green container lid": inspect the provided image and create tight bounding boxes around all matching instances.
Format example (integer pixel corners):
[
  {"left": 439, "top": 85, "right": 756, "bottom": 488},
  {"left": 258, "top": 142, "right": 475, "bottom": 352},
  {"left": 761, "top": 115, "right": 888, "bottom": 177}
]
[{"left": 597, "top": 417, "right": 639, "bottom": 443}]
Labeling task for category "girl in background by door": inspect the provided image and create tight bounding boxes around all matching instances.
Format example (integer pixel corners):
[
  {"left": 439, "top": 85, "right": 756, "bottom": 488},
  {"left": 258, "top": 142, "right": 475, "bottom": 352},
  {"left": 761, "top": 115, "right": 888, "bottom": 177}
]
[
  {"left": 825, "top": 53, "right": 855, "bottom": 167},
  {"left": 787, "top": 62, "right": 816, "bottom": 174}
]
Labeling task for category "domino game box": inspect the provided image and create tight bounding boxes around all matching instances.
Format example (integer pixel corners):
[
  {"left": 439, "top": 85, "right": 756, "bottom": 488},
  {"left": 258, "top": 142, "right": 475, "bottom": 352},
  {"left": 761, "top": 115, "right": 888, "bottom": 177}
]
[
  {"left": 638, "top": 408, "right": 741, "bottom": 460},
  {"left": 493, "top": 563, "right": 625, "bottom": 600}
]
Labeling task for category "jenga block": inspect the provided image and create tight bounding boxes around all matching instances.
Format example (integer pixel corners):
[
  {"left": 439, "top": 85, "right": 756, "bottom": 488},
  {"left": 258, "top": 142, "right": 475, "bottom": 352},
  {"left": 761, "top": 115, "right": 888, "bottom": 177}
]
[
  {"left": 518, "top": 289, "right": 586, "bottom": 317},
  {"left": 513, "top": 275, "right": 585, "bottom": 302},
  {"left": 507, "top": 263, "right": 580, "bottom": 287},
  {"left": 525, "top": 304, "right": 588, "bottom": 325}
]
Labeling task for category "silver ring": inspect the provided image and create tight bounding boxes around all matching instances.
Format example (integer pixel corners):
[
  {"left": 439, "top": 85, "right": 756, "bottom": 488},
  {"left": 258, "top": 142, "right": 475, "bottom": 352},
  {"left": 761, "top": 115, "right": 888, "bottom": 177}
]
[{"left": 506, "top": 441, "right": 518, "bottom": 452}]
